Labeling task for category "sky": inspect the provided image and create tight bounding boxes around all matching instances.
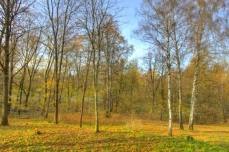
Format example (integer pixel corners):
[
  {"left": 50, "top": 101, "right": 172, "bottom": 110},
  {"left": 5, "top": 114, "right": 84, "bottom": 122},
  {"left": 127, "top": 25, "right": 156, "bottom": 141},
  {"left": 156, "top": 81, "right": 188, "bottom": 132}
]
[{"left": 119, "top": 0, "right": 148, "bottom": 61}]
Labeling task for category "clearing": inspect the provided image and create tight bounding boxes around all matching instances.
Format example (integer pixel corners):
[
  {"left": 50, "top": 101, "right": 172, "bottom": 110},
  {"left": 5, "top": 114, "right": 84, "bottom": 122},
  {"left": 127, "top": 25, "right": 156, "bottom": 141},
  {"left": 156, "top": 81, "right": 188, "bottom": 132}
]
[{"left": 0, "top": 114, "right": 229, "bottom": 151}]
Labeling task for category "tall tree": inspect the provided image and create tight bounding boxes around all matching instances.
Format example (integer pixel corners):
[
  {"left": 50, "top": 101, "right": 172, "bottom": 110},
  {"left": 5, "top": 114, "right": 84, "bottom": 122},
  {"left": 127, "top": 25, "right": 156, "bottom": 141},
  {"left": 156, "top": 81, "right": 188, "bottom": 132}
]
[
  {"left": 187, "top": 0, "right": 226, "bottom": 130},
  {"left": 103, "top": 25, "right": 132, "bottom": 117},
  {"left": 135, "top": 0, "right": 177, "bottom": 136},
  {"left": 78, "top": 0, "right": 122, "bottom": 132},
  {"left": 43, "top": 0, "right": 79, "bottom": 124},
  {"left": 169, "top": 0, "right": 190, "bottom": 130},
  {"left": 0, "top": 0, "right": 35, "bottom": 125},
  {"left": 79, "top": 41, "right": 92, "bottom": 128}
]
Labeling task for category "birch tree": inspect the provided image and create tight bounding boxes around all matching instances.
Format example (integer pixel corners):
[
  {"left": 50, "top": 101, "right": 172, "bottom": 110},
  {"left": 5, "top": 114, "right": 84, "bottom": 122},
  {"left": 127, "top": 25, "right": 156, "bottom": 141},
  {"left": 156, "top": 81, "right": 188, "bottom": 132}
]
[
  {"left": 135, "top": 0, "right": 180, "bottom": 136},
  {"left": 169, "top": 0, "right": 190, "bottom": 130},
  {"left": 187, "top": 0, "right": 226, "bottom": 130}
]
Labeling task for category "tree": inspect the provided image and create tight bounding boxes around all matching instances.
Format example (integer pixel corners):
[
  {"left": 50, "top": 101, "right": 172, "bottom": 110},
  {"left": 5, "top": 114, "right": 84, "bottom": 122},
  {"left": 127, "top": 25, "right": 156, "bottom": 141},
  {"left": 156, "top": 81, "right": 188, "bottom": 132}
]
[
  {"left": 0, "top": 0, "right": 35, "bottom": 125},
  {"left": 136, "top": 0, "right": 178, "bottom": 136},
  {"left": 187, "top": 0, "right": 226, "bottom": 130},
  {"left": 78, "top": 0, "right": 122, "bottom": 132},
  {"left": 169, "top": 0, "right": 190, "bottom": 130},
  {"left": 41, "top": 48, "right": 54, "bottom": 118},
  {"left": 103, "top": 25, "right": 132, "bottom": 117},
  {"left": 79, "top": 41, "right": 92, "bottom": 128},
  {"left": 16, "top": 24, "right": 43, "bottom": 117},
  {"left": 43, "top": 0, "right": 80, "bottom": 124},
  {"left": 142, "top": 52, "right": 162, "bottom": 118}
]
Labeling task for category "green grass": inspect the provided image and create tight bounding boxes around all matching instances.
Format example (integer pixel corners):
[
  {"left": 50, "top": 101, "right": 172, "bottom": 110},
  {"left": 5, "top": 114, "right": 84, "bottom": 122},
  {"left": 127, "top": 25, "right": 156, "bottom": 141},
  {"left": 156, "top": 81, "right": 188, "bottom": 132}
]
[{"left": 0, "top": 117, "right": 229, "bottom": 151}]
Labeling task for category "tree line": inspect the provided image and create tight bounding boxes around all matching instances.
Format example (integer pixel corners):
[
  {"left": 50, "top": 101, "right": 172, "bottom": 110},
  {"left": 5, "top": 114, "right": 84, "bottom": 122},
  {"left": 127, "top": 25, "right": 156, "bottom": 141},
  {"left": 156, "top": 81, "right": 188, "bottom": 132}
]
[{"left": 0, "top": 0, "right": 229, "bottom": 136}]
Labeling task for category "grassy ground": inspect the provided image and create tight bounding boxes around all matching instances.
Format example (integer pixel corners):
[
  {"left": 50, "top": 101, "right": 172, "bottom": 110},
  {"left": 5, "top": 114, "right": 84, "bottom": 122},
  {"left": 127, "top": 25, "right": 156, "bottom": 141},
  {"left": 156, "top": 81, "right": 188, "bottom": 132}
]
[{"left": 0, "top": 114, "right": 229, "bottom": 151}]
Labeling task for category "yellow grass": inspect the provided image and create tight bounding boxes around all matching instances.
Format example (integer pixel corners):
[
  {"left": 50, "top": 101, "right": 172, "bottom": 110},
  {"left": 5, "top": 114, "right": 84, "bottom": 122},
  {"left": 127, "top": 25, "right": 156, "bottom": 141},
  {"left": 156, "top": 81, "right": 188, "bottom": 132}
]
[
  {"left": 58, "top": 113, "right": 229, "bottom": 143},
  {"left": 0, "top": 113, "right": 229, "bottom": 151}
]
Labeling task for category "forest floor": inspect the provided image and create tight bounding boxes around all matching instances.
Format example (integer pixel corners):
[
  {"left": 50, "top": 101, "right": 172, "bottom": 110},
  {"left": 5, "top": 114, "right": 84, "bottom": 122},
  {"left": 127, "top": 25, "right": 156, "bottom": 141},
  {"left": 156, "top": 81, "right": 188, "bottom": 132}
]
[{"left": 0, "top": 113, "right": 229, "bottom": 151}]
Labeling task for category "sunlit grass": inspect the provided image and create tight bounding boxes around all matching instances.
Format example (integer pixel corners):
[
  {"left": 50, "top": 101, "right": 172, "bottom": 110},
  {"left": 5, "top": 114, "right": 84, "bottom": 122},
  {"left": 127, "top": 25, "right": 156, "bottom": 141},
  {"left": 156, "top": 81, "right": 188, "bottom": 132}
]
[{"left": 0, "top": 114, "right": 229, "bottom": 151}]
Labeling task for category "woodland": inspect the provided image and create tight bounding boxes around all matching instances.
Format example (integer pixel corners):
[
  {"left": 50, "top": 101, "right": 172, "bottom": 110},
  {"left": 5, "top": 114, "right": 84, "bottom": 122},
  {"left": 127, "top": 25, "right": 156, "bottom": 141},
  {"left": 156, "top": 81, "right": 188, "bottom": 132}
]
[{"left": 1, "top": 0, "right": 229, "bottom": 138}]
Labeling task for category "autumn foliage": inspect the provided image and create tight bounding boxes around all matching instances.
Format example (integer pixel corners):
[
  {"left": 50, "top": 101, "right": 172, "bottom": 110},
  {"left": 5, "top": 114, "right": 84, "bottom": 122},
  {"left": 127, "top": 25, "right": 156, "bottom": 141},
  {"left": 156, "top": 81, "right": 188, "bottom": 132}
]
[
  {"left": 0, "top": 114, "right": 229, "bottom": 151},
  {"left": 1, "top": 1, "right": 229, "bottom": 150}
]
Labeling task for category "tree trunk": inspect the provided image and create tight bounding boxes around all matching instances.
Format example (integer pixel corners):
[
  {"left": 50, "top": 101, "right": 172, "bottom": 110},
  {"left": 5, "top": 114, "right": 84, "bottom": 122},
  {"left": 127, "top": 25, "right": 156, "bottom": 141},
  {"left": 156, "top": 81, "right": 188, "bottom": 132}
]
[
  {"left": 174, "top": 39, "right": 184, "bottom": 130},
  {"left": 105, "top": 61, "right": 111, "bottom": 117},
  {"left": 188, "top": 53, "right": 199, "bottom": 130},
  {"left": 79, "top": 85, "right": 86, "bottom": 128},
  {"left": 94, "top": 88, "right": 99, "bottom": 133},
  {"left": 173, "top": 15, "right": 184, "bottom": 130},
  {"left": 178, "top": 70, "right": 184, "bottom": 130},
  {"left": 8, "top": 46, "right": 15, "bottom": 115},
  {"left": 2, "top": 66, "right": 9, "bottom": 125},
  {"left": 41, "top": 76, "right": 48, "bottom": 115},
  {"left": 54, "top": 55, "right": 59, "bottom": 124},
  {"left": 1, "top": 0, "right": 10, "bottom": 125},
  {"left": 167, "top": 56, "right": 172, "bottom": 136},
  {"left": 42, "top": 51, "right": 53, "bottom": 116},
  {"left": 80, "top": 59, "right": 90, "bottom": 127}
]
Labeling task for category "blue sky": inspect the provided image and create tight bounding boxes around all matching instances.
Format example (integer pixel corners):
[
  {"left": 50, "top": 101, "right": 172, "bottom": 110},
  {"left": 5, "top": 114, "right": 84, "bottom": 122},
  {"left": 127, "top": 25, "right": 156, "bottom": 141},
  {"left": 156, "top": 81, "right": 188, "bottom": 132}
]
[{"left": 119, "top": 0, "right": 148, "bottom": 60}]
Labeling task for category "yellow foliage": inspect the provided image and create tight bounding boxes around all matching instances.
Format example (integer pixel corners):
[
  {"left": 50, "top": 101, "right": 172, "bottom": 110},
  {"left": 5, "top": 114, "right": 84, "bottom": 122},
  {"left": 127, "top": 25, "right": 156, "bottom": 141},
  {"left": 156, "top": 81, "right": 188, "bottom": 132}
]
[{"left": 0, "top": 115, "right": 228, "bottom": 151}]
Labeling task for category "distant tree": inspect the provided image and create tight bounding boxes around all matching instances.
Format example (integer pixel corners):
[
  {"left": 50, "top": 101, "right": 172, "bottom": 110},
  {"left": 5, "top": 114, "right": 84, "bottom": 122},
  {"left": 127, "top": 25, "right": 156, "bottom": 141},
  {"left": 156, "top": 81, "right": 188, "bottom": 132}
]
[
  {"left": 124, "top": 60, "right": 141, "bottom": 115},
  {"left": 142, "top": 52, "right": 161, "bottom": 118},
  {"left": 103, "top": 24, "right": 133, "bottom": 117},
  {"left": 16, "top": 25, "right": 43, "bottom": 117},
  {"left": 41, "top": 48, "right": 54, "bottom": 118}
]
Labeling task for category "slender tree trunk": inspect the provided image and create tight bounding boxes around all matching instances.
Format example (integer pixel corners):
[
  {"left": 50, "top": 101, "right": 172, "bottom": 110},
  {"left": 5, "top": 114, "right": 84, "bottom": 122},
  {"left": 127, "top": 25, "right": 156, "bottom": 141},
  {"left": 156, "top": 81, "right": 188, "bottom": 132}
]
[
  {"left": 106, "top": 61, "right": 111, "bottom": 117},
  {"left": 109, "top": 72, "right": 113, "bottom": 112},
  {"left": 173, "top": 16, "right": 184, "bottom": 130},
  {"left": 67, "top": 78, "right": 70, "bottom": 111},
  {"left": 79, "top": 84, "right": 86, "bottom": 128},
  {"left": 45, "top": 90, "right": 52, "bottom": 118},
  {"left": 18, "top": 75, "right": 25, "bottom": 118},
  {"left": 54, "top": 53, "right": 59, "bottom": 124},
  {"left": 167, "top": 55, "right": 172, "bottom": 136},
  {"left": 174, "top": 40, "right": 184, "bottom": 130},
  {"left": 93, "top": 41, "right": 100, "bottom": 133},
  {"left": 178, "top": 68, "right": 184, "bottom": 130},
  {"left": 166, "top": 18, "right": 172, "bottom": 135},
  {"left": 2, "top": 64, "right": 9, "bottom": 125},
  {"left": 25, "top": 75, "right": 32, "bottom": 108},
  {"left": 188, "top": 51, "right": 199, "bottom": 130},
  {"left": 45, "top": 74, "right": 55, "bottom": 118},
  {"left": 42, "top": 51, "right": 53, "bottom": 116},
  {"left": 188, "top": 17, "right": 203, "bottom": 129},
  {"left": 94, "top": 50, "right": 100, "bottom": 133},
  {"left": 160, "top": 74, "right": 166, "bottom": 121},
  {"left": 80, "top": 61, "right": 90, "bottom": 127},
  {"left": 116, "top": 61, "right": 124, "bottom": 111},
  {"left": 42, "top": 76, "right": 48, "bottom": 115},
  {"left": 94, "top": 88, "right": 99, "bottom": 132}
]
